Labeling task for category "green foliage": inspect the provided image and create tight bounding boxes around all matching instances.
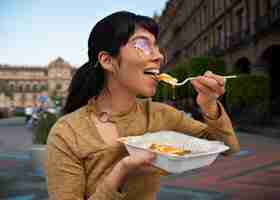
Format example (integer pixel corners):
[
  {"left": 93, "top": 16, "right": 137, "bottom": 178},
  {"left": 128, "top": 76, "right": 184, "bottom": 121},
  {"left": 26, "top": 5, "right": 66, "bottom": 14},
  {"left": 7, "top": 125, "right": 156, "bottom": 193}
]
[
  {"left": 40, "top": 85, "right": 48, "bottom": 92},
  {"left": 0, "top": 80, "right": 13, "bottom": 98},
  {"left": 33, "top": 112, "right": 59, "bottom": 144},
  {"left": 14, "top": 110, "right": 25, "bottom": 117},
  {"left": 51, "top": 95, "right": 62, "bottom": 106},
  {"left": 153, "top": 80, "right": 169, "bottom": 100},
  {"left": 225, "top": 74, "right": 271, "bottom": 109},
  {"left": 188, "top": 56, "right": 226, "bottom": 76}
]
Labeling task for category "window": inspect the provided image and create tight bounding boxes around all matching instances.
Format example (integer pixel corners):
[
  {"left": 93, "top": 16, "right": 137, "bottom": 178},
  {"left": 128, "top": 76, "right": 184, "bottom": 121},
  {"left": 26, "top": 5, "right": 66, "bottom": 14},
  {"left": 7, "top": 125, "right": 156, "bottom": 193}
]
[
  {"left": 173, "top": 25, "right": 182, "bottom": 36},
  {"left": 198, "top": 12, "right": 202, "bottom": 32},
  {"left": 203, "top": 36, "right": 208, "bottom": 53},
  {"left": 32, "top": 85, "right": 38, "bottom": 93},
  {"left": 192, "top": 17, "right": 197, "bottom": 36},
  {"left": 200, "top": 11, "right": 203, "bottom": 28},
  {"left": 203, "top": 5, "right": 208, "bottom": 26},
  {"left": 236, "top": 8, "right": 244, "bottom": 33},
  {"left": 266, "top": 0, "right": 272, "bottom": 11},
  {"left": 10, "top": 84, "right": 14, "bottom": 91},
  {"left": 216, "top": 0, "right": 222, "bottom": 10},
  {"left": 19, "top": 85, "right": 23, "bottom": 93},
  {"left": 25, "top": 84, "right": 31, "bottom": 93},
  {"left": 55, "top": 83, "right": 62, "bottom": 90},
  {"left": 217, "top": 25, "right": 224, "bottom": 48},
  {"left": 40, "top": 85, "right": 48, "bottom": 92},
  {"left": 271, "top": 0, "right": 279, "bottom": 7},
  {"left": 193, "top": 45, "right": 197, "bottom": 56}
]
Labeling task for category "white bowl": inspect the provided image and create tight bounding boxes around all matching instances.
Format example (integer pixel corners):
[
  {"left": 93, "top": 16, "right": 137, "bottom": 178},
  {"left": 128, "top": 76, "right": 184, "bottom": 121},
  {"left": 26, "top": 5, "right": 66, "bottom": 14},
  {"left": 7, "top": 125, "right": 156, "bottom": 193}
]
[{"left": 119, "top": 131, "right": 229, "bottom": 174}]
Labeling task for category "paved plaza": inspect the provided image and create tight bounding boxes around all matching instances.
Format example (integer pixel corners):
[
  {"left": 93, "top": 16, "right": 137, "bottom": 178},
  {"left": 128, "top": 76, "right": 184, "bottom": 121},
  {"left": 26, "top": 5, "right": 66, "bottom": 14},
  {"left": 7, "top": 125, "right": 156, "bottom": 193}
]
[{"left": 0, "top": 117, "right": 279, "bottom": 200}]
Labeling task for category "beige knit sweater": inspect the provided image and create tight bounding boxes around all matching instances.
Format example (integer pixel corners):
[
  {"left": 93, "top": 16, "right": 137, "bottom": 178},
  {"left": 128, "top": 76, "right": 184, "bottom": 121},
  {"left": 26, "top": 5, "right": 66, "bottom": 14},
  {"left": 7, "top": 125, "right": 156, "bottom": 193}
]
[{"left": 46, "top": 99, "right": 240, "bottom": 200}]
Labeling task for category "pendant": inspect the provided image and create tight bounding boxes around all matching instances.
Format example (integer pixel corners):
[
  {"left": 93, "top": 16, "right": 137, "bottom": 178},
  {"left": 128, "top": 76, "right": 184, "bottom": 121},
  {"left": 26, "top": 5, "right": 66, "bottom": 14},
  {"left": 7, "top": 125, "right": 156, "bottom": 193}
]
[{"left": 98, "top": 112, "right": 110, "bottom": 123}]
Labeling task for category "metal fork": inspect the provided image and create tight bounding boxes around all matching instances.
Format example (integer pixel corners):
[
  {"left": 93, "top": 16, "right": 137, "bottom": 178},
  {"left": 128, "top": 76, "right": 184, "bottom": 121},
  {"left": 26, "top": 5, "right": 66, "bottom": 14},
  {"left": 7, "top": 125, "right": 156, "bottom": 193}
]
[{"left": 174, "top": 75, "right": 238, "bottom": 86}]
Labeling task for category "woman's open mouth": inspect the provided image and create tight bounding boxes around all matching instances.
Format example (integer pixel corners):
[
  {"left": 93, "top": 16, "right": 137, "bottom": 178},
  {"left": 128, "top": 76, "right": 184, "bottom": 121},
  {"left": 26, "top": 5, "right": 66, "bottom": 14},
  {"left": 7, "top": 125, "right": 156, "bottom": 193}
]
[{"left": 143, "top": 68, "right": 160, "bottom": 80}]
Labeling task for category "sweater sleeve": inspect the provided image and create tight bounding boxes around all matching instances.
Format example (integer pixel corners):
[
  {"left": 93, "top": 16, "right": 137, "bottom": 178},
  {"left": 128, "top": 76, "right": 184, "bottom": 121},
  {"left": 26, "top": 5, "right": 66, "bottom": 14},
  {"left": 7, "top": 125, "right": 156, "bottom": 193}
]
[
  {"left": 46, "top": 119, "right": 126, "bottom": 200},
  {"left": 157, "top": 101, "right": 240, "bottom": 155}
]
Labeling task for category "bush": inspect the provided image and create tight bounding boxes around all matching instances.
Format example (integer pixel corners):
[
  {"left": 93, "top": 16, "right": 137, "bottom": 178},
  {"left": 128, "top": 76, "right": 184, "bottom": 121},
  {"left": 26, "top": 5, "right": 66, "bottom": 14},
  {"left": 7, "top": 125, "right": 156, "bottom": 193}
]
[
  {"left": 225, "top": 74, "right": 271, "bottom": 123},
  {"left": 33, "top": 112, "right": 59, "bottom": 144},
  {"left": 225, "top": 74, "right": 271, "bottom": 108},
  {"left": 188, "top": 56, "right": 226, "bottom": 76},
  {"left": 14, "top": 107, "right": 25, "bottom": 117}
]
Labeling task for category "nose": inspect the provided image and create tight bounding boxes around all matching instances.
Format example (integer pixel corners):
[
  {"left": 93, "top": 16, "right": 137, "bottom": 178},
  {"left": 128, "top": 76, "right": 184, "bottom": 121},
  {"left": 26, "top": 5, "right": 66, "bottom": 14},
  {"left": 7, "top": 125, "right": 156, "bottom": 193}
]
[{"left": 151, "top": 48, "right": 165, "bottom": 66}]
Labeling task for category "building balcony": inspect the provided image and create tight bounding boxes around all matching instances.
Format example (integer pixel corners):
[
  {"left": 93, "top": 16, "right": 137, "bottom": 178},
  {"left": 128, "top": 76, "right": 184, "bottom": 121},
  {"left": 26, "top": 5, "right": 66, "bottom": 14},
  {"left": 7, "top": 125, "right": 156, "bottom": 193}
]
[
  {"left": 207, "top": 46, "right": 225, "bottom": 57},
  {"left": 227, "top": 29, "right": 252, "bottom": 49},
  {"left": 255, "top": 1, "right": 280, "bottom": 33}
]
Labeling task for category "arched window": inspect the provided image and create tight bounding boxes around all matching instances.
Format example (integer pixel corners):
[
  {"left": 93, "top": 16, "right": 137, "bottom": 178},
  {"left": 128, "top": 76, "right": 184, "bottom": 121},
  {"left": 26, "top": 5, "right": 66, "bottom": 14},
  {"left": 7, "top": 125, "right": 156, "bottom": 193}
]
[
  {"left": 10, "top": 84, "right": 15, "bottom": 91},
  {"left": 19, "top": 85, "right": 23, "bottom": 93},
  {"left": 40, "top": 85, "right": 48, "bottom": 92},
  {"left": 25, "top": 84, "right": 31, "bottom": 92},
  {"left": 235, "top": 57, "right": 251, "bottom": 74},
  {"left": 55, "top": 83, "right": 62, "bottom": 90},
  {"left": 32, "top": 85, "right": 38, "bottom": 92}
]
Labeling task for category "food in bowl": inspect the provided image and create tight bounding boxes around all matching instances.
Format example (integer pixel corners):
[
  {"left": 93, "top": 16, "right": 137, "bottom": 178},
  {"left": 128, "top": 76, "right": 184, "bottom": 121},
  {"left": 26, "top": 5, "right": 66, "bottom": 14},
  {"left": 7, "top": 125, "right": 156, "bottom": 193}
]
[
  {"left": 149, "top": 144, "right": 191, "bottom": 156},
  {"left": 118, "top": 131, "right": 230, "bottom": 173}
]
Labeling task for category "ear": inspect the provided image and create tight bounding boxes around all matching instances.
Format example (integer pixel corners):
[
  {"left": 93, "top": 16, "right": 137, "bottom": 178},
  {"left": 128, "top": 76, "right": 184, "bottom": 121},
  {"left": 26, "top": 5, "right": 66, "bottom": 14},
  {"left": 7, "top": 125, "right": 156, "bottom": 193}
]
[{"left": 98, "top": 51, "right": 116, "bottom": 72}]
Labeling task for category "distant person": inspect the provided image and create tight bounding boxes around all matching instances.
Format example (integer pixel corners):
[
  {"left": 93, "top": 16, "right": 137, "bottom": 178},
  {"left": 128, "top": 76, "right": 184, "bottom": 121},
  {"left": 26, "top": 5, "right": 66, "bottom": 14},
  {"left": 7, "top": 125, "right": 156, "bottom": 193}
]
[
  {"left": 24, "top": 106, "right": 33, "bottom": 123},
  {"left": 46, "top": 11, "right": 240, "bottom": 200}
]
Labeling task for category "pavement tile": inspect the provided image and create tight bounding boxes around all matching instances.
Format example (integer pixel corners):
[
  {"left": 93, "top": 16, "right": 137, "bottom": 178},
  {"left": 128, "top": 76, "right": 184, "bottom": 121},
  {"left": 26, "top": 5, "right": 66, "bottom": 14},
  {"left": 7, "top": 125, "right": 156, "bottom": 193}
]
[
  {"left": 0, "top": 155, "right": 48, "bottom": 200},
  {"left": 1, "top": 118, "right": 280, "bottom": 200},
  {"left": 161, "top": 141, "right": 280, "bottom": 200}
]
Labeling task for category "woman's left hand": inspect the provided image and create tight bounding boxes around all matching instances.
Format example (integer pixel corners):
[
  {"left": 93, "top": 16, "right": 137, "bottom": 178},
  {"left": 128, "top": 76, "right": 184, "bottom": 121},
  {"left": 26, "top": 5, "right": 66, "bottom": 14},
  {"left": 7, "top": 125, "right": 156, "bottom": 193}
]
[{"left": 191, "top": 71, "right": 226, "bottom": 109}]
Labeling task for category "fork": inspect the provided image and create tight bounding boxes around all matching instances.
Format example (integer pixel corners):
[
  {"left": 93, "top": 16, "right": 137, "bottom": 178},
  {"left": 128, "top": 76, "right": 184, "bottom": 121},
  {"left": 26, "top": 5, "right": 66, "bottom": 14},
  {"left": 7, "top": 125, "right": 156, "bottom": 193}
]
[{"left": 174, "top": 75, "right": 238, "bottom": 86}]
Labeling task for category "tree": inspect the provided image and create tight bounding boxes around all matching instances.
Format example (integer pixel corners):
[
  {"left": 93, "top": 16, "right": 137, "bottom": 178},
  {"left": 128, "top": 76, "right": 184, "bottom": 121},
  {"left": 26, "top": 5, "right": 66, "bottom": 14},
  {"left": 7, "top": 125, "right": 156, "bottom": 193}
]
[{"left": 0, "top": 80, "right": 13, "bottom": 98}]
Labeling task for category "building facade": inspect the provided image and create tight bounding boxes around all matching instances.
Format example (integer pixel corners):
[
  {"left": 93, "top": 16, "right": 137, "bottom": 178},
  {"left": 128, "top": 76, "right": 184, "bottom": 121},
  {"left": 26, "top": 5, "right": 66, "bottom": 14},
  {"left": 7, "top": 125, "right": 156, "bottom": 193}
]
[
  {"left": 158, "top": 0, "right": 280, "bottom": 112},
  {"left": 0, "top": 57, "right": 74, "bottom": 108}
]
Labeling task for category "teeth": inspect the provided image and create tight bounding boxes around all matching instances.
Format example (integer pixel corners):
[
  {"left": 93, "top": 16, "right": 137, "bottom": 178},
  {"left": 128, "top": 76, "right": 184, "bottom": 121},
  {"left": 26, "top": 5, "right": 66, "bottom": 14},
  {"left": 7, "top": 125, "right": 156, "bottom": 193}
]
[{"left": 144, "top": 68, "right": 160, "bottom": 74}]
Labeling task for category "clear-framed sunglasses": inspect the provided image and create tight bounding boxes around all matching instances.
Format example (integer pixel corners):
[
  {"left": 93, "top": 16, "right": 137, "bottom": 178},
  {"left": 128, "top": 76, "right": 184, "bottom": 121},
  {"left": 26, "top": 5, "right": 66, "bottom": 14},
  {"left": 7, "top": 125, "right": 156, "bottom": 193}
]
[{"left": 128, "top": 37, "right": 167, "bottom": 65}]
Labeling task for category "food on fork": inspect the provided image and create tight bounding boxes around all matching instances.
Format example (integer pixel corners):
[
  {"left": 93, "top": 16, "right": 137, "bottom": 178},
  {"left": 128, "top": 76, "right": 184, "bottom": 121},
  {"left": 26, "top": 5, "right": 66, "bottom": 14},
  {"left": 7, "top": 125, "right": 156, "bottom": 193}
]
[
  {"left": 159, "top": 73, "right": 178, "bottom": 86},
  {"left": 149, "top": 144, "right": 191, "bottom": 156}
]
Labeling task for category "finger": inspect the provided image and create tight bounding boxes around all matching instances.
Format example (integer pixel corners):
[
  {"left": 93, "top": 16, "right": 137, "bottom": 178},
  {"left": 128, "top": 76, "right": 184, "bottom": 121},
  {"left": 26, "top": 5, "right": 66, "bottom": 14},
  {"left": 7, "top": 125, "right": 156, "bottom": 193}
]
[
  {"left": 122, "top": 152, "right": 156, "bottom": 170},
  {"left": 204, "top": 71, "right": 226, "bottom": 87},
  {"left": 203, "top": 75, "right": 225, "bottom": 95},
  {"left": 192, "top": 80, "right": 219, "bottom": 99},
  {"left": 192, "top": 77, "right": 224, "bottom": 96}
]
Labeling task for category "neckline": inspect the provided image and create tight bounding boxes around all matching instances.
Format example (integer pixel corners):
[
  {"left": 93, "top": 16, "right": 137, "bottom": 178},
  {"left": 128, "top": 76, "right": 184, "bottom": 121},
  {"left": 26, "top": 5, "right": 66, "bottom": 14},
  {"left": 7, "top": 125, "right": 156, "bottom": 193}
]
[{"left": 87, "top": 97, "right": 138, "bottom": 123}]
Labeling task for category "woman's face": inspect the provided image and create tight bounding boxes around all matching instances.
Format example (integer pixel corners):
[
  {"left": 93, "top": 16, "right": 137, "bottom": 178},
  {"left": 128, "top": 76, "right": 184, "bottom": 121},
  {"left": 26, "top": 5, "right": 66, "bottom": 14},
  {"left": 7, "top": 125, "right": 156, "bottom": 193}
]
[{"left": 113, "top": 27, "right": 164, "bottom": 97}]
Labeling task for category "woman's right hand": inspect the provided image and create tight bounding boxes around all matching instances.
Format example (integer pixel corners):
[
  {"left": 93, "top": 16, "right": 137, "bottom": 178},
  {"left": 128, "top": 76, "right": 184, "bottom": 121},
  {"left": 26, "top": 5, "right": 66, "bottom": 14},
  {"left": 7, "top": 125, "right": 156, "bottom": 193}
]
[
  {"left": 104, "top": 152, "right": 158, "bottom": 192},
  {"left": 121, "top": 152, "right": 156, "bottom": 173}
]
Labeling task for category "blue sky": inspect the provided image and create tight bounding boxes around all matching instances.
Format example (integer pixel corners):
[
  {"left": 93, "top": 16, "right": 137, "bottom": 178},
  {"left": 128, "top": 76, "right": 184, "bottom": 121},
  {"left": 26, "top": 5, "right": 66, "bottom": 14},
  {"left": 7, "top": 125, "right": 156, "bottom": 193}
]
[{"left": 0, "top": 0, "right": 167, "bottom": 67}]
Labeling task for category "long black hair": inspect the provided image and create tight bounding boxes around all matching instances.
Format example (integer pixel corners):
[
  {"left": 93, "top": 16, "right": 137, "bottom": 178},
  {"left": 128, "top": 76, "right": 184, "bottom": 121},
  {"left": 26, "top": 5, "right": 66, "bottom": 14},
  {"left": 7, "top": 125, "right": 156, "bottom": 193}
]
[{"left": 63, "top": 11, "right": 159, "bottom": 114}]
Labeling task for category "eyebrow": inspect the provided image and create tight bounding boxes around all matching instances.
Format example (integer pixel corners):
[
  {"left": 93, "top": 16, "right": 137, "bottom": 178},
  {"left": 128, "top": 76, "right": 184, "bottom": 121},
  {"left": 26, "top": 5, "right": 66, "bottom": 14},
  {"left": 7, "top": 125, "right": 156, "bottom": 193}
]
[{"left": 130, "top": 35, "right": 157, "bottom": 45}]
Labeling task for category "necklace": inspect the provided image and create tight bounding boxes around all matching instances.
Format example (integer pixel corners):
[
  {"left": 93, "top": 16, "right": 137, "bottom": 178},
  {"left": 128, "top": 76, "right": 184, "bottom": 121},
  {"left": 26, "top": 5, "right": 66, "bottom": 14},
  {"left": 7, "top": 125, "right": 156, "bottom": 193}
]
[
  {"left": 94, "top": 100, "right": 114, "bottom": 123},
  {"left": 93, "top": 95, "right": 136, "bottom": 123},
  {"left": 96, "top": 111, "right": 112, "bottom": 123}
]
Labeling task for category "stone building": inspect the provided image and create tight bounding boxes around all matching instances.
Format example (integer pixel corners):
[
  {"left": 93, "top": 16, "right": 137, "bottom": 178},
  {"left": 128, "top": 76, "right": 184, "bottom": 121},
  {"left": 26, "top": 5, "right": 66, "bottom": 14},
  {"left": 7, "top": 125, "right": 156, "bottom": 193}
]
[
  {"left": 158, "top": 0, "right": 280, "bottom": 113},
  {"left": 0, "top": 57, "right": 75, "bottom": 108}
]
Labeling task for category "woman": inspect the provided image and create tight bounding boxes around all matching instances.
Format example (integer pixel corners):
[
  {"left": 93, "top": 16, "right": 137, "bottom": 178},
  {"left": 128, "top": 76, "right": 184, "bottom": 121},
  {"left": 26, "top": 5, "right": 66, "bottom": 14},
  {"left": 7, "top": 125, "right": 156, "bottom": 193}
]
[{"left": 46, "top": 11, "right": 240, "bottom": 200}]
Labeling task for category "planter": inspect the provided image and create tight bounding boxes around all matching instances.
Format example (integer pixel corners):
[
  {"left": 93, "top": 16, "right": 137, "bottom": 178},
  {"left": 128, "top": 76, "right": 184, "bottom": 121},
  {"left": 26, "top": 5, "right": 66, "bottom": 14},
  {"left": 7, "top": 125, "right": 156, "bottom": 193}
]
[{"left": 30, "top": 144, "right": 46, "bottom": 177}]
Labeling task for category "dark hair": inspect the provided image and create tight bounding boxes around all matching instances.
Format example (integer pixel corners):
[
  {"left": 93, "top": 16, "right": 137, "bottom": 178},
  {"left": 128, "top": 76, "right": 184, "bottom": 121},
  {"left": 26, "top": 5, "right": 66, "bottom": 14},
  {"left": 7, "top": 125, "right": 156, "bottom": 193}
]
[{"left": 63, "top": 11, "right": 159, "bottom": 114}]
